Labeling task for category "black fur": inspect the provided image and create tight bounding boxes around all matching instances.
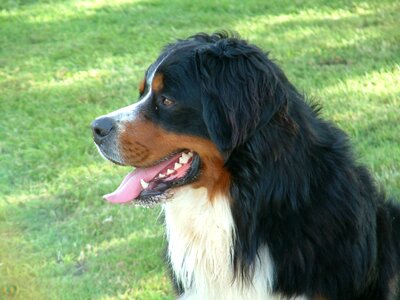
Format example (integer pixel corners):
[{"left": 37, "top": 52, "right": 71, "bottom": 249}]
[{"left": 150, "top": 32, "right": 400, "bottom": 299}]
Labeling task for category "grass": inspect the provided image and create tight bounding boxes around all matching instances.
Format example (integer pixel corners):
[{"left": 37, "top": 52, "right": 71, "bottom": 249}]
[{"left": 0, "top": 0, "right": 399, "bottom": 299}]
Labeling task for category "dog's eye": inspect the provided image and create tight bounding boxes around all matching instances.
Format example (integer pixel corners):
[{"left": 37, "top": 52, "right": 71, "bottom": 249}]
[{"left": 161, "top": 97, "right": 174, "bottom": 107}]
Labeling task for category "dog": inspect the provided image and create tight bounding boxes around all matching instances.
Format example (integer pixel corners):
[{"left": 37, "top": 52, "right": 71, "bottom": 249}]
[{"left": 91, "top": 32, "right": 400, "bottom": 299}]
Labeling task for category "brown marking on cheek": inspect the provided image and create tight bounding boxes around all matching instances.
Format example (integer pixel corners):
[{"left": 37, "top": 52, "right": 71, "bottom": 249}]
[
  {"left": 118, "top": 120, "right": 231, "bottom": 200},
  {"left": 125, "top": 141, "right": 149, "bottom": 161},
  {"left": 152, "top": 73, "right": 164, "bottom": 93},
  {"left": 188, "top": 140, "right": 231, "bottom": 200},
  {"left": 138, "top": 79, "right": 145, "bottom": 95}
]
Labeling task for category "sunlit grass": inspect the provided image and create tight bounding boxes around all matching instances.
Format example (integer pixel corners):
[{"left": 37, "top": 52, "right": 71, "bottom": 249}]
[{"left": 0, "top": 0, "right": 399, "bottom": 299}]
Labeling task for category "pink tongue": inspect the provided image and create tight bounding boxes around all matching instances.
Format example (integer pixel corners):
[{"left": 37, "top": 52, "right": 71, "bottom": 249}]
[{"left": 103, "top": 153, "right": 183, "bottom": 204}]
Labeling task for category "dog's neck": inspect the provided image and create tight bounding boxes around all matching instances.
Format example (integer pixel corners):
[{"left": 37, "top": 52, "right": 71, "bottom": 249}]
[{"left": 163, "top": 186, "right": 276, "bottom": 299}]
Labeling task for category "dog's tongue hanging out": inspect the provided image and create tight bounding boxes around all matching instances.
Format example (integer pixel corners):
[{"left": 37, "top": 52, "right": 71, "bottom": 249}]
[{"left": 103, "top": 152, "right": 193, "bottom": 203}]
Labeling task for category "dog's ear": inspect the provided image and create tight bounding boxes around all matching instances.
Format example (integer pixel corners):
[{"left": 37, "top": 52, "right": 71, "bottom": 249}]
[{"left": 195, "top": 34, "right": 288, "bottom": 155}]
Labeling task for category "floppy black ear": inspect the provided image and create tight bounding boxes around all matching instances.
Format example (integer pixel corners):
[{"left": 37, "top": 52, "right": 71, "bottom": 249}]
[{"left": 195, "top": 34, "right": 288, "bottom": 155}]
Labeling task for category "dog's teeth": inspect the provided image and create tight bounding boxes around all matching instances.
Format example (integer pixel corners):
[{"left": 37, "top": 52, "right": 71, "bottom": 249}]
[
  {"left": 174, "top": 163, "right": 182, "bottom": 170},
  {"left": 179, "top": 155, "right": 190, "bottom": 164},
  {"left": 159, "top": 173, "right": 166, "bottom": 178},
  {"left": 167, "top": 169, "right": 174, "bottom": 175},
  {"left": 180, "top": 152, "right": 191, "bottom": 163},
  {"left": 140, "top": 179, "right": 149, "bottom": 189}
]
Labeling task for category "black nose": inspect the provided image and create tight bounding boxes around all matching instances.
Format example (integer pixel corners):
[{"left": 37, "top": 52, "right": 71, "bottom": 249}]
[{"left": 91, "top": 117, "right": 115, "bottom": 144}]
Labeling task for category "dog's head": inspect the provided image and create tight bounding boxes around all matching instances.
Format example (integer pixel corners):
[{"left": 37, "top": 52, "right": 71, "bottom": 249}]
[{"left": 91, "top": 32, "right": 290, "bottom": 206}]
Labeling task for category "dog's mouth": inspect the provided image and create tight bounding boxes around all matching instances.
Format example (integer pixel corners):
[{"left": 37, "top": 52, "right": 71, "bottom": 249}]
[{"left": 103, "top": 151, "right": 200, "bottom": 207}]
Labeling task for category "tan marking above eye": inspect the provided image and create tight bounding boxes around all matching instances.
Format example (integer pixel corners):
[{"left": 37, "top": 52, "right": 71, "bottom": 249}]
[
  {"left": 152, "top": 73, "right": 164, "bottom": 93},
  {"left": 139, "top": 79, "right": 145, "bottom": 94}
]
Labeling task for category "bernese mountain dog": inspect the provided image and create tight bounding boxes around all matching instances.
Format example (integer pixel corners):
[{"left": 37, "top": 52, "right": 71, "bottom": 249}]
[{"left": 91, "top": 32, "right": 400, "bottom": 299}]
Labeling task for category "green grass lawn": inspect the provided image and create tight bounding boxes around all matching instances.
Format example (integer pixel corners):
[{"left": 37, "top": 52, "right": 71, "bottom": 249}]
[{"left": 0, "top": 0, "right": 399, "bottom": 299}]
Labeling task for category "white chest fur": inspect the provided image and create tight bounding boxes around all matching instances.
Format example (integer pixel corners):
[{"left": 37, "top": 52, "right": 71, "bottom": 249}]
[{"left": 163, "top": 187, "right": 277, "bottom": 300}]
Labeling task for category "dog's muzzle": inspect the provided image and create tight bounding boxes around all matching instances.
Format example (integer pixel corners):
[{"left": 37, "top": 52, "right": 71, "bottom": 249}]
[{"left": 91, "top": 116, "right": 125, "bottom": 165}]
